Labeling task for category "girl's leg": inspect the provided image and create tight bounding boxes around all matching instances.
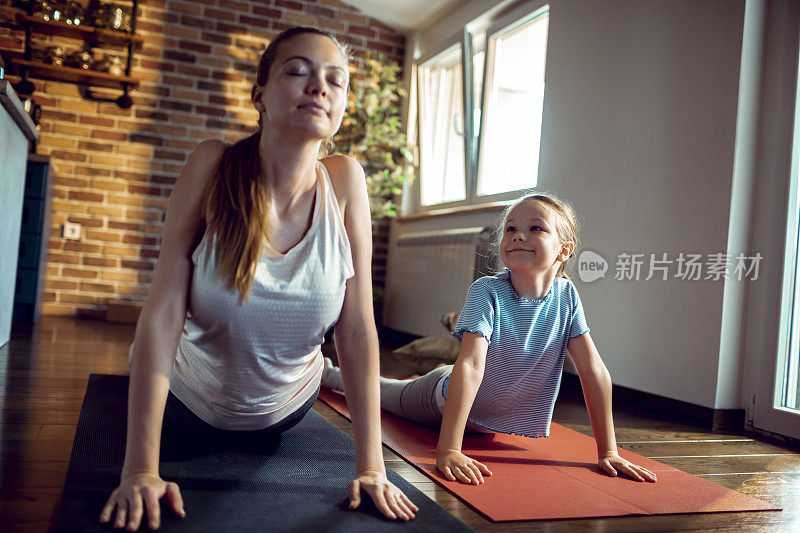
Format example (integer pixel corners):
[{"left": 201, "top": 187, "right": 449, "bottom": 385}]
[{"left": 322, "top": 358, "right": 452, "bottom": 426}]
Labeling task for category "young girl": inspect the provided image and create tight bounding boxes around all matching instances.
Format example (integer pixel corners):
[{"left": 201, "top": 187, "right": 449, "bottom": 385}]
[{"left": 323, "top": 192, "right": 657, "bottom": 486}]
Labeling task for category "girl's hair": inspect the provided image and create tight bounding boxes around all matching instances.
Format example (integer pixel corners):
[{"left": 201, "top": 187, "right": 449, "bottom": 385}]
[
  {"left": 200, "top": 27, "right": 350, "bottom": 304},
  {"left": 492, "top": 192, "right": 580, "bottom": 280}
]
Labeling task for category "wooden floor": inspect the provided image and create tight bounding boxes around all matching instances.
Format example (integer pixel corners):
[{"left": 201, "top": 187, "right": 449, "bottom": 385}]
[{"left": 1, "top": 317, "right": 799, "bottom": 532}]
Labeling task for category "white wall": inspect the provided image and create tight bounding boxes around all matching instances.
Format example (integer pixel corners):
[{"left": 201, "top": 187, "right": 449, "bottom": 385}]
[{"left": 396, "top": 0, "right": 753, "bottom": 409}]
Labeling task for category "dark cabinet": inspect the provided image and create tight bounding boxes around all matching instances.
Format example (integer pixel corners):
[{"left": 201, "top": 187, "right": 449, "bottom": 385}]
[{"left": 13, "top": 153, "right": 51, "bottom": 323}]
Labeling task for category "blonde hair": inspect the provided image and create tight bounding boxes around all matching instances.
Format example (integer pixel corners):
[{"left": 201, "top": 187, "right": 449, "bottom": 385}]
[
  {"left": 201, "top": 27, "right": 350, "bottom": 304},
  {"left": 493, "top": 191, "right": 580, "bottom": 279}
]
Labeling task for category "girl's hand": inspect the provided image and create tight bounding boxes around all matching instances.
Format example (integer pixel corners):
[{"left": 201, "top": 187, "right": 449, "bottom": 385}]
[
  {"left": 100, "top": 472, "right": 185, "bottom": 530},
  {"left": 598, "top": 452, "right": 657, "bottom": 482},
  {"left": 348, "top": 469, "right": 418, "bottom": 521},
  {"left": 437, "top": 449, "right": 493, "bottom": 485}
]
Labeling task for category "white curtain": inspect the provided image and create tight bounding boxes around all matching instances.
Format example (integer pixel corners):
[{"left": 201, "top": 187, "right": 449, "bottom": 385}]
[{"left": 418, "top": 60, "right": 466, "bottom": 206}]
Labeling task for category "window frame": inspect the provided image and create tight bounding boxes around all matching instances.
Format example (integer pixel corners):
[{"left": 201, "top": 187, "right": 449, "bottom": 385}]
[
  {"left": 415, "top": 34, "right": 471, "bottom": 211},
  {"left": 474, "top": 5, "right": 550, "bottom": 202},
  {"left": 750, "top": 19, "right": 800, "bottom": 438},
  {"left": 412, "top": 1, "right": 551, "bottom": 214},
  {"left": 416, "top": 39, "right": 469, "bottom": 211}
]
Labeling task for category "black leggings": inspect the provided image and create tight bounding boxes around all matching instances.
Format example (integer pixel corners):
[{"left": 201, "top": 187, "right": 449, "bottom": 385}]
[{"left": 162, "top": 386, "right": 321, "bottom": 440}]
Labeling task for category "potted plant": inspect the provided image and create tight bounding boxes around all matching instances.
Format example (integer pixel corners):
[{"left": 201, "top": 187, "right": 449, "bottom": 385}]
[{"left": 333, "top": 53, "right": 413, "bottom": 218}]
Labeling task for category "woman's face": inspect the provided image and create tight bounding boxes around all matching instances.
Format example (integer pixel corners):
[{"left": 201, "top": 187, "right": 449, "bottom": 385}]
[{"left": 254, "top": 33, "right": 349, "bottom": 140}]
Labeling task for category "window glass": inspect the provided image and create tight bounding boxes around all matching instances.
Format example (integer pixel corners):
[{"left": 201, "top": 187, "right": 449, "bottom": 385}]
[
  {"left": 418, "top": 48, "right": 466, "bottom": 206},
  {"left": 477, "top": 13, "right": 549, "bottom": 196}
]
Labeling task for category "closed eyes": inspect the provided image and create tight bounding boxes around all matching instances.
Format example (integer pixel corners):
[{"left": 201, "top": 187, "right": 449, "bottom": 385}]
[{"left": 286, "top": 71, "right": 345, "bottom": 89}]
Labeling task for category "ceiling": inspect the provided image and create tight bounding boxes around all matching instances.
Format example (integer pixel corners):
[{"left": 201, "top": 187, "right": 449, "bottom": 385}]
[{"left": 338, "top": 0, "right": 462, "bottom": 32}]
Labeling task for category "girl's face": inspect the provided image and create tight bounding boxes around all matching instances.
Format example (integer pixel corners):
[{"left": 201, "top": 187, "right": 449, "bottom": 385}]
[
  {"left": 500, "top": 200, "right": 573, "bottom": 276},
  {"left": 253, "top": 33, "right": 349, "bottom": 140}
]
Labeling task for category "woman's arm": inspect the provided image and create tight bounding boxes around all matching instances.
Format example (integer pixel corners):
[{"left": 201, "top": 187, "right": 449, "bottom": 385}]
[
  {"left": 435, "top": 332, "right": 493, "bottom": 484},
  {"left": 324, "top": 155, "right": 418, "bottom": 521},
  {"left": 567, "top": 332, "right": 656, "bottom": 482},
  {"left": 100, "top": 140, "right": 225, "bottom": 531}
]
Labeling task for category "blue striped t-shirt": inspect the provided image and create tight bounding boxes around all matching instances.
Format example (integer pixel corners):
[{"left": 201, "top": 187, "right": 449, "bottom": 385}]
[{"left": 448, "top": 270, "right": 590, "bottom": 438}]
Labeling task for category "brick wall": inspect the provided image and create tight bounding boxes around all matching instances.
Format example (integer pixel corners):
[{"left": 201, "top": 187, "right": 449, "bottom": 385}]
[{"left": 1, "top": 0, "right": 405, "bottom": 318}]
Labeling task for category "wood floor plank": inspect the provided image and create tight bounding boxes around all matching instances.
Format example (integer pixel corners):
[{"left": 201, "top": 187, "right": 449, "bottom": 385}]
[
  {"left": 658, "top": 454, "right": 800, "bottom": 475},
  {"left": 0, "top": 376, "right": 97, "bottom": 389},
  {"left": 0, "top": 441, "right": 73, "bottom": 462},
  {"left": 620, "top": 440, "right": 793, "bottom": 457},
  {"left": 0, "top": 460, "right": 69, "bottom": 488},
  {"left": 0, "top": 488, "right": 62, "bottom": 523},
  {"left": 0, "top": 409, "right": 81, "bottom": 425},
  {"left": 3, "top": 523, "right": 52, "bottom": 533},
  {"left": 612, "top": 427, "right": 749, "bottom": 442},
  {"left": 0, "top": 424, "right": 43, "bottom": 441},
  {"left": 0, "top": 397, "right": 88, "bottom": 410},
  {"left": 0, "top": 386, "right": 88, "bottom": 399},
  {"left": 37, "top": 424, "right": 77, "bottom": 441}
]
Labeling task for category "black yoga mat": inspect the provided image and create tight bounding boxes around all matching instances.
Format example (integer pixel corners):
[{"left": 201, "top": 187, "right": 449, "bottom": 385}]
[{"left": 55, "top": 374, "right": 472, "bottom": 532}]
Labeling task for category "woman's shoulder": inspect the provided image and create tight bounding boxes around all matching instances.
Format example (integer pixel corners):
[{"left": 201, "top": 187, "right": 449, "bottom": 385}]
[
  {"left": 192, "top": 139, "right": 227, "bottom": 165},
  {"left": 321, "top": 155, "right": 364, "bottom": 192},
  {"left": 320, "top": 154, "right": 365, "bottom": 217},
  {"left": 182, "top": 139, "right": 226, "bottom": 187},
  {"left": 170, "top": 140, "right": 227, "bottom": 207}
]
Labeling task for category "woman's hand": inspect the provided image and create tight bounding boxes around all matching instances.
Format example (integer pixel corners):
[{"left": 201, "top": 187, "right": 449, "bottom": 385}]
[
  {"left": 598, "top": 452, "right": 657, "bottom": 482},
  {"left": 437, "top": 448, "right": 492, "bottom": 485},
  {"left": 348, "top": 469, "right": 418, "bottom": 521},
  {"left": 100, "top": 472, "right": 185, "bottom": 530}
]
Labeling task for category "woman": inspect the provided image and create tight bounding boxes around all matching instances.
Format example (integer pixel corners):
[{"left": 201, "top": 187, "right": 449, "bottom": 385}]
[{"left": 99, "top": 27, "right": 417, "bottom": 531}]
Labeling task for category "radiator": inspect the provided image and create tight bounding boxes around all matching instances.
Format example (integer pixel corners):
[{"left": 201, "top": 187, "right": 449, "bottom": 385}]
[{"left": 382, "top": 226, "right": 496, "bottom": 338}]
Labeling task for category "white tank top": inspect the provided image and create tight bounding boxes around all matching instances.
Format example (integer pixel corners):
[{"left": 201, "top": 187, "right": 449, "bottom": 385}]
[{"left": 170, "top": 161, "right": 354, "bottom": 430}]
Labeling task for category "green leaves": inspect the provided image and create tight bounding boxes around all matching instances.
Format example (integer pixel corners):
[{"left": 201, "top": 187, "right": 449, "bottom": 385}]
[{"left": 332, "top": 53, "right": 413, "bottom": 219}]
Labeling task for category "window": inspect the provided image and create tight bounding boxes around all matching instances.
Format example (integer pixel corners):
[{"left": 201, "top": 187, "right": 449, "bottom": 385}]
[
  {"left": 418, "top": 46, "right": 466, "bottom": 206},
  {"left": 477, "top": 12, "right": 549, "bottom": 196},
  {"left": 748, "top": 8, "right": 800, "bottom": 440},
  {"left": 415, "top": 5, "right": 550, "bottom": 209}
]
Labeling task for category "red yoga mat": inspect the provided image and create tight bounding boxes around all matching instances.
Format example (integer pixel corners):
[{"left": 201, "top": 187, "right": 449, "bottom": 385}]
[{"left": 318, "top": 387, "right": 780, "bottom": 522}]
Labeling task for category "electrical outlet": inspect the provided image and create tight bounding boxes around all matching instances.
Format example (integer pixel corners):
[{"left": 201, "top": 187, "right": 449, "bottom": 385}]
[{"left": 63, "top": 222, "right": 81, "bottom": 240}]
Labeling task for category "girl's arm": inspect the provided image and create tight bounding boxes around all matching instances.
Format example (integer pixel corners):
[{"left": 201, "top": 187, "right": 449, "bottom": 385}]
[
  {"left": 436, "top": 332, "right": 493, "bottom": 485},
  {"left": 100, "top": 140, "right": 225, "bottom": 531},
  {"left": 567, "top": 332, "right": 657, "bottom": 482},
  {"left": 325, "top": 155, "right": 418, "bottom": 521}
]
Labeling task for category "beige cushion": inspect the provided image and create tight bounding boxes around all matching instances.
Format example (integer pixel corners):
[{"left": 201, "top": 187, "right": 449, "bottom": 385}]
[{"left": 391, "top": 336, "right": 461, "bottom": 374}]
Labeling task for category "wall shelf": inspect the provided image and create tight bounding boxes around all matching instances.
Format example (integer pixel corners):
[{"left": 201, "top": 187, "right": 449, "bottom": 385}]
[
  {"left": 6, "top": 0, "right": 140, "bottom": 108},
  {"left": 15, "top": 13, "right": 142, "bottom": 48},
  {"left": 11, "top": 58, "right": 138, "bottom": 89}
]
